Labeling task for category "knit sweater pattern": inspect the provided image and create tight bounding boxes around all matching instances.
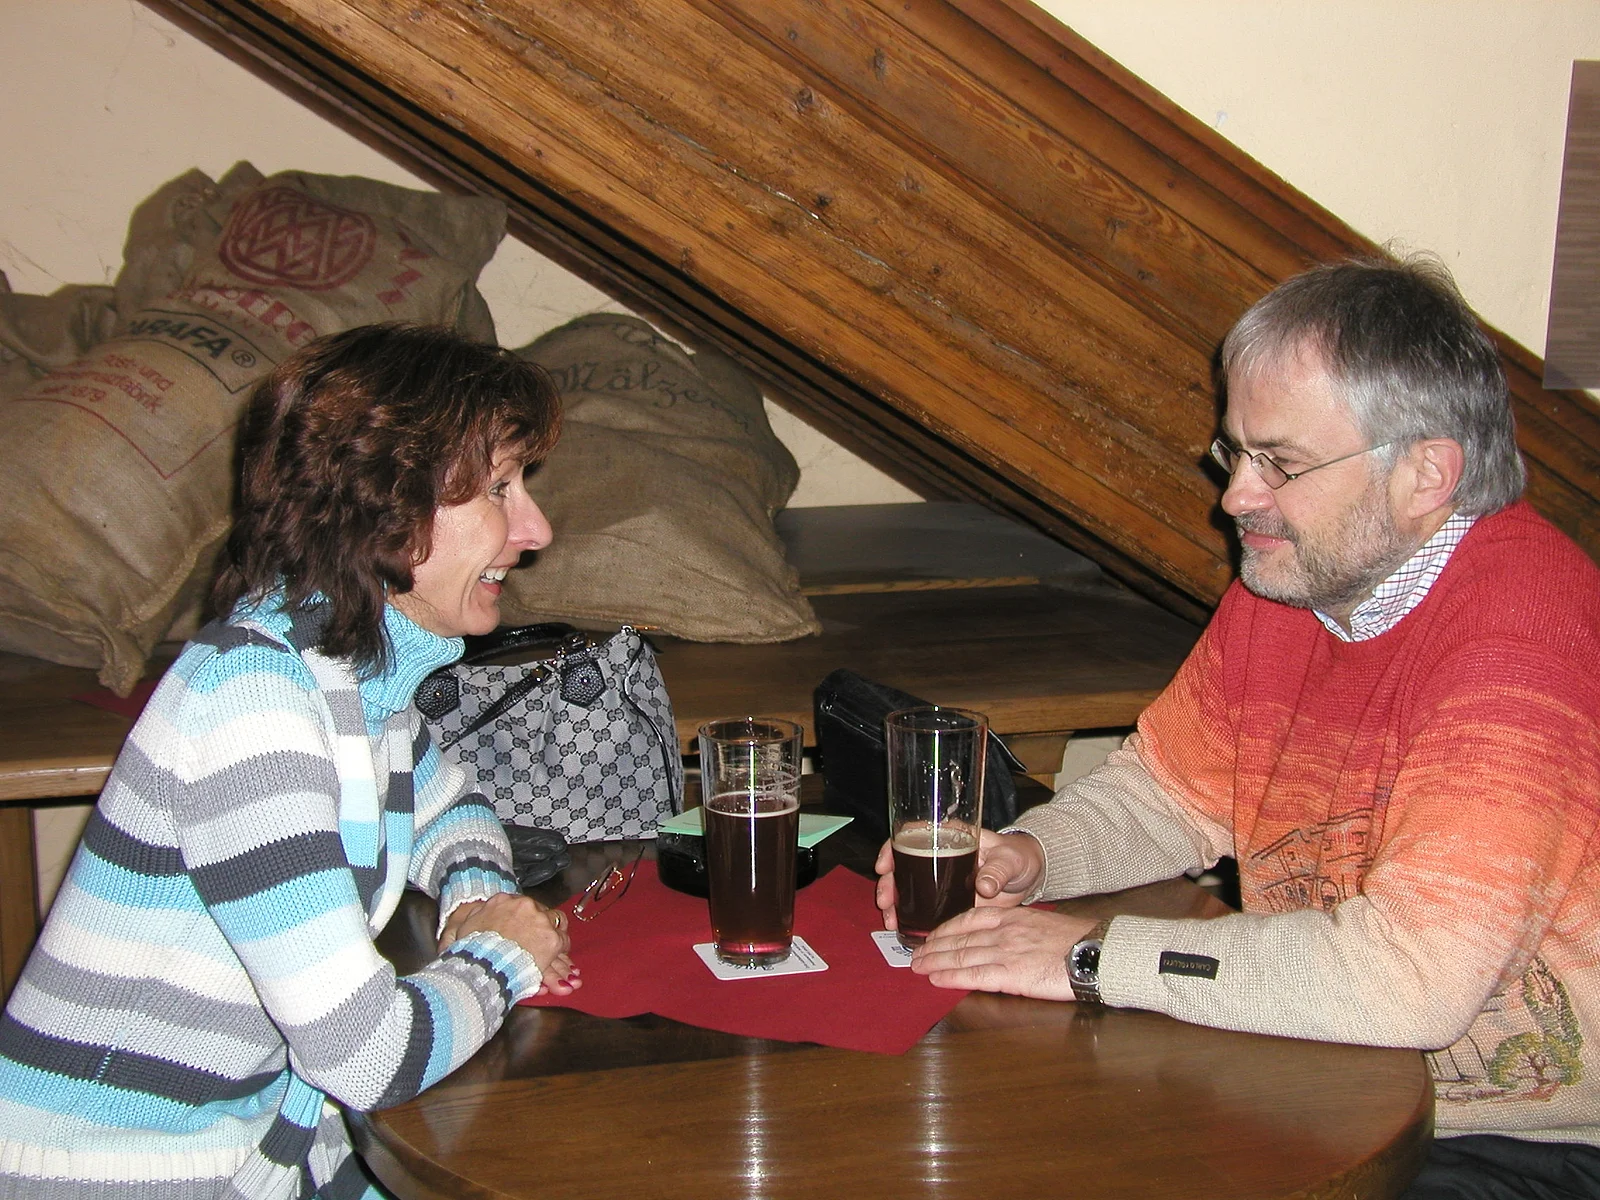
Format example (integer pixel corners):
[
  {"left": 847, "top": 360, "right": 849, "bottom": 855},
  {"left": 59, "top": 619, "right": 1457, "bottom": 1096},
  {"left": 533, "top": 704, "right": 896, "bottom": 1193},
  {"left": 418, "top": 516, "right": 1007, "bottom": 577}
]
[
  {"left": 0, "top": 597, "right": 542, "bottom": 1198},
  {"left": 1016, "top": 503, "right": 1600, "bottom": 1146}
]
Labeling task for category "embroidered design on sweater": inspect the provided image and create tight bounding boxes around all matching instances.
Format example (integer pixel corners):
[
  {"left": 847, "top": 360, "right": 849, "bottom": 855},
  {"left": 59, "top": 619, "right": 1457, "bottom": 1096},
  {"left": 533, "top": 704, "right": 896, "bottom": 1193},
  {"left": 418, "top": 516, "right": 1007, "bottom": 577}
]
[
  {"left": 1430, "top": 958, "right": 1584, "bottom": 1104},
  {"left": 1248, "top": 809, "right": 1373, "bottom": 912}
]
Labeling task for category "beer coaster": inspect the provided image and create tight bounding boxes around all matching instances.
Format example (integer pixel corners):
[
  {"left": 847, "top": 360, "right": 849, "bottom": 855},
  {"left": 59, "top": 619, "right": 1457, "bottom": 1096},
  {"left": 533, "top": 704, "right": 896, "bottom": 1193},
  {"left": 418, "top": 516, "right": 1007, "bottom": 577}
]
[
  {"left": 693, "top": 936, "right": 829, "bottom": 980},
  {"left": 870, "top": 930, "right": 915, "bottom": 968}
]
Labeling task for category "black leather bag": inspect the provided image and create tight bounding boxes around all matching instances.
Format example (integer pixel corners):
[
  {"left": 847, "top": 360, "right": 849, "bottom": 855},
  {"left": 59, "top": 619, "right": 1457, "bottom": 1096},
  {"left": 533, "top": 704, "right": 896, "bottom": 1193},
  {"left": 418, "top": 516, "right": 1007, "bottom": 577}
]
[
  {"left": 416, "top": 623, "right": 683, "bottom": 847},
  {"left": 812, "top": 668, "right": 1023, "bottom": 844}
]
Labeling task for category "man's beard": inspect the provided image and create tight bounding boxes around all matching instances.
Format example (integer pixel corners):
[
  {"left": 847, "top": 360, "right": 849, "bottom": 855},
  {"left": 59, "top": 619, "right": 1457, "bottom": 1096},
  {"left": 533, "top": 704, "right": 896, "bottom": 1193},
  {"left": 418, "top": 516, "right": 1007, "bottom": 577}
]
[{"left": 1236, "top": 482, "right": 1415, "bottom": 616}]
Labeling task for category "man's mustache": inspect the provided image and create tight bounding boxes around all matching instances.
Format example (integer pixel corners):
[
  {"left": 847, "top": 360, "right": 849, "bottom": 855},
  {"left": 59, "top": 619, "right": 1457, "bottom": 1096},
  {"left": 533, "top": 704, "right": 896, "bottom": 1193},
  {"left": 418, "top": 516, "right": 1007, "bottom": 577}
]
[{"left": 1236, "top": 513, "right": 1296, "bottom": 543}]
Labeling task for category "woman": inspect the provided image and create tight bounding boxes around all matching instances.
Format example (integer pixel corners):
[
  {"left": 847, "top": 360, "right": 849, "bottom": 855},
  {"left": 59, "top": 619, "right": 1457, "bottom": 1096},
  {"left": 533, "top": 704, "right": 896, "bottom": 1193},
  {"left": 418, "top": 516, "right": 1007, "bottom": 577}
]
[{"left": 0, "top": 324, "right": 576, "bottom": 1199}]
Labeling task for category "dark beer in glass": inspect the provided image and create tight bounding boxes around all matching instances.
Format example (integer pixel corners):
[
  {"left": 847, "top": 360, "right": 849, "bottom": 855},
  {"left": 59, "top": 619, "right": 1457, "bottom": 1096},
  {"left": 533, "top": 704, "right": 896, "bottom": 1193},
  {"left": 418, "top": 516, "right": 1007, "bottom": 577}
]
[
  {"left": 705, "top": 787, "right": 800, "bottom": 965},
  {"left": 891, "top": 823, "right": 978, "bottom": 945},
  {"left": 886, "top": 706, "right": 988, "bottom": 950},
  {"left": 698, "top": 717, "right": 805, "bottom": 967}
]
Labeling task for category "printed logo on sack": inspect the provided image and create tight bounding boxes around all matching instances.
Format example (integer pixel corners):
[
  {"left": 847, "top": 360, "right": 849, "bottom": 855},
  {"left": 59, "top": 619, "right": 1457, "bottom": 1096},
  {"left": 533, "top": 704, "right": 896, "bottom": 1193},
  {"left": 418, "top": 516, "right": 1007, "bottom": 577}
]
[
  {"left": 218, "top": 187, "right": 377, "bottom": 291},
  {"left": 118, "top": 310, "right": 274, "bottom": 393}
]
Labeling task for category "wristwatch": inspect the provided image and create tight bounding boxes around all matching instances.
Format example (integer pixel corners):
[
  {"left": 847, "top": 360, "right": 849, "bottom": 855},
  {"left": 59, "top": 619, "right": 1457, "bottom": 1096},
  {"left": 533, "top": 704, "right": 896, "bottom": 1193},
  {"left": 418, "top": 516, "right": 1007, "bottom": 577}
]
[{"left": 1067, "top": 919, "right": 1112, "bottom": 1004}]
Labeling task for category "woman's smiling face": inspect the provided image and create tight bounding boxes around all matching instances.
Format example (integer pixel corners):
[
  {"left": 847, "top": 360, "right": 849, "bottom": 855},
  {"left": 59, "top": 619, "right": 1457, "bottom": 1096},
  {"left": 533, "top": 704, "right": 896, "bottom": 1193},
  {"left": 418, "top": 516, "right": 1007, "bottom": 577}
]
[{"left": 390, "top": 450, "right": 552, "bottom": 638}]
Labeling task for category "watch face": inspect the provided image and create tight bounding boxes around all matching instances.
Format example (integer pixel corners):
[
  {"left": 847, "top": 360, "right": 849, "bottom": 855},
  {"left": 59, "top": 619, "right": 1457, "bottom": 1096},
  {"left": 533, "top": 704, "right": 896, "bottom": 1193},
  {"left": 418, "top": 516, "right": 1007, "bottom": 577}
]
[{"left": 1070, "top": 939, "right": 1102, "bottom": 983}]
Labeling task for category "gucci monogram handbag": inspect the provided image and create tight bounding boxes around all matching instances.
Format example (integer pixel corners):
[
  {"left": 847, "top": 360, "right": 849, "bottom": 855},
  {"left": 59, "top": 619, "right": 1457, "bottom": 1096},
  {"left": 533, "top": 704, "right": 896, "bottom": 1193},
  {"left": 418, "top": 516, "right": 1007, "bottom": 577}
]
[{"left": 416, "top": 624, "right": 683, "bottom": 843}]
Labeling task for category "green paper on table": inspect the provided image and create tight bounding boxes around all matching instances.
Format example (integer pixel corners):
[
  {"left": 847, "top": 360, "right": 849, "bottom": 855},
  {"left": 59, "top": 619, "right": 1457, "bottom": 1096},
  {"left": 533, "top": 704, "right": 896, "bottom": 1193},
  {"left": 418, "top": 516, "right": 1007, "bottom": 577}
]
[{"left": 657, "top": 806, "right": 853, "bottom": 848}]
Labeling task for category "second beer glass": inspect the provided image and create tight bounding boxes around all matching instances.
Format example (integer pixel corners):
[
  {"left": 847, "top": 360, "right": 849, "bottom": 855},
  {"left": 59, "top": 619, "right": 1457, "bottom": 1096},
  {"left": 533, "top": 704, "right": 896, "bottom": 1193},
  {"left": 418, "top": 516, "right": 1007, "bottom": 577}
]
[
  {"left": 887, "top": 706, "right": 988, "bottom": 949},
  {"left": 699, "top": 716, "right": 804, "bottom": 966}
]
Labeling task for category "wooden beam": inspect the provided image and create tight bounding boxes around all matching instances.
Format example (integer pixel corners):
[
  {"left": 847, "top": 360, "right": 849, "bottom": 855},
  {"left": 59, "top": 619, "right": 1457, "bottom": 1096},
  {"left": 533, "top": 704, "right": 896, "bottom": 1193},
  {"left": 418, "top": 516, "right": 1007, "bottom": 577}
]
[
  {"left": 144, "top": 0, "right": 1600, "bottom": 612},
  {"left": 1546, "top": 61, "right": 1600, "bottom": 390}
]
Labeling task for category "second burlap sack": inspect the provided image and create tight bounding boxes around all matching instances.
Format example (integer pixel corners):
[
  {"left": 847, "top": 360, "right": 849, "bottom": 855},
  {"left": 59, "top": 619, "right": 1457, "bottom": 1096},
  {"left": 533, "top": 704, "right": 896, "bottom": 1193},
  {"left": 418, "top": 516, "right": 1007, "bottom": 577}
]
[
  {"left": 0, "top": 273, "right": 117, "bottom": 398},
  {"left": 0, "top": 164, "right": 506, "bottom": 692},
  {"left": 503, "top": 313, "right": 820, "bottom": 643}
]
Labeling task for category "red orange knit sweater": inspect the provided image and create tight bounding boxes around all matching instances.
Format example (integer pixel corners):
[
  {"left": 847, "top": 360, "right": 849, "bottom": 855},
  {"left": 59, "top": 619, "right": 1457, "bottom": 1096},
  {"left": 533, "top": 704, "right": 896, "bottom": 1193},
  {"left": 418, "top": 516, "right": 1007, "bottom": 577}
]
[{"left": 1016, "top": 502, "right": 1600, "bottom": 1144}]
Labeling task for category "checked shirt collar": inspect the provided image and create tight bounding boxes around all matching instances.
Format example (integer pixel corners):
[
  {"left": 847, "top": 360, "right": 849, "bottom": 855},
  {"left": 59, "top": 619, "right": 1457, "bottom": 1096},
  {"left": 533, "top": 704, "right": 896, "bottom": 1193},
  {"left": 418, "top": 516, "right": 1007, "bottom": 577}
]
[{"left": 1315, "top": 511, "right": 1478, "bottom": 642}]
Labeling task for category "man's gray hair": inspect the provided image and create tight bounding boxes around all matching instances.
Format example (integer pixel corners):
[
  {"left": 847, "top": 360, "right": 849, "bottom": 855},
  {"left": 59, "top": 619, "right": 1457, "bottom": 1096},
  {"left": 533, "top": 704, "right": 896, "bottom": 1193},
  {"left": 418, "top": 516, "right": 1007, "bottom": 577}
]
[{"left": 1220, "top": 255, "right": 1525, "bottom": 515}]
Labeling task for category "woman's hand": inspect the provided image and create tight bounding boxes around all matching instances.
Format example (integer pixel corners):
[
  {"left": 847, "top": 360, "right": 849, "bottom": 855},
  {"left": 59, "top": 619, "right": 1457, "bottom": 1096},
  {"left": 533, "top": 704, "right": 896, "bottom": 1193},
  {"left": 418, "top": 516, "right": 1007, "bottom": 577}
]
[{"left": 439, "top": 894, "right": 580, "bottom": 996}]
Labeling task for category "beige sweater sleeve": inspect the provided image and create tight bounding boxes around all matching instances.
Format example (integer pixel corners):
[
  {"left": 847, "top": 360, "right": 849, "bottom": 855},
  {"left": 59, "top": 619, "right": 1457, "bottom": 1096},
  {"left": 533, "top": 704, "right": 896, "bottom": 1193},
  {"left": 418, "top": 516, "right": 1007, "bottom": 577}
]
[
  {"left": 1003, "top": 736, "right": 1507, "bottom": 1049},
  {"left": 1005, "top": 733, "right": 1234, "bottom": 903}
]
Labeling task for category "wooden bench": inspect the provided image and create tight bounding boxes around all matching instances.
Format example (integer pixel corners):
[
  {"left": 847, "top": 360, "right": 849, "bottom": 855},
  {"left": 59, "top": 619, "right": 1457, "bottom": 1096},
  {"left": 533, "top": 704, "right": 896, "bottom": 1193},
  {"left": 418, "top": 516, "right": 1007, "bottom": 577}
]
[{"left": 0, "top": 503, "right": 1200, "bottom": 995}]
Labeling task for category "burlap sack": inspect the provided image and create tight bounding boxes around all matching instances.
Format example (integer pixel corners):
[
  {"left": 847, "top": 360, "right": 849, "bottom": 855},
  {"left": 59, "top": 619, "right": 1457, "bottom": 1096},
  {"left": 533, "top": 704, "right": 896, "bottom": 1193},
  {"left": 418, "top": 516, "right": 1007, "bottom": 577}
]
[
  {"left": 0, "top": 346, "right": 33, "bottom": 404},
  {"left": 502, "top": 313, "right": 820, "bottom": 642},
  {"left": 0, "top": 272, "right": 117, "bottom": 399},
  {"left": 0, "top": 165, "right": 508, "bottom": 692}
]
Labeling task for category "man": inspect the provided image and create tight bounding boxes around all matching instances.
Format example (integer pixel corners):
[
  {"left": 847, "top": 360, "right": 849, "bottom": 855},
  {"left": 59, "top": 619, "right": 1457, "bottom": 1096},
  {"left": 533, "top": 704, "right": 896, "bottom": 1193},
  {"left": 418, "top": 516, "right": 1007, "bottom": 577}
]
[{"left": 877, "top": 258, "right": 1600, "bottom": 1198}]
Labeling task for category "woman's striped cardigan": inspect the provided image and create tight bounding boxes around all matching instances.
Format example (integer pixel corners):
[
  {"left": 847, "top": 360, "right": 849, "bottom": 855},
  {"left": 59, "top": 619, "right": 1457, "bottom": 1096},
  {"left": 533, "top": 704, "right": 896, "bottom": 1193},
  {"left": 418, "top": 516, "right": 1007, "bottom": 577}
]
[{"left": 0, "top": 598, "right": 541, "bottom": 1198}]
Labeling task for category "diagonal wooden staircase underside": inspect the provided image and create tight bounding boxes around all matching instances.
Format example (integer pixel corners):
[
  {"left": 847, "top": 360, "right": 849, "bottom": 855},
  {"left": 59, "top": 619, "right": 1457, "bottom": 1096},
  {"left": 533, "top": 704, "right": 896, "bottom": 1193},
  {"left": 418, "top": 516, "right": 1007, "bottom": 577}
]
[{"left": 149, "top": 0, "right": 1600, "bottom": 620}]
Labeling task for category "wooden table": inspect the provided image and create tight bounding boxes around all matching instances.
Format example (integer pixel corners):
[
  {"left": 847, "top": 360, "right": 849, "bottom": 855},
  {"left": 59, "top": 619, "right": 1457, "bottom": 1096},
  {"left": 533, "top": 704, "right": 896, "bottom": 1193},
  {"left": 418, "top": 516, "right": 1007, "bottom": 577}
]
[{"left": 353, "top": 817, "right": 1432, "bottom": 1200}]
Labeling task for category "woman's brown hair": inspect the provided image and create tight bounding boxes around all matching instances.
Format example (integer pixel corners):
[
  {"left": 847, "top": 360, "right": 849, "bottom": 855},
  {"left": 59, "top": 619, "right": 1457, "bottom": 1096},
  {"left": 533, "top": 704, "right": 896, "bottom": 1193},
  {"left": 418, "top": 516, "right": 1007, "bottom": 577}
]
[{"left": 212, "top": 323, "right": 561, "bottom": 675}]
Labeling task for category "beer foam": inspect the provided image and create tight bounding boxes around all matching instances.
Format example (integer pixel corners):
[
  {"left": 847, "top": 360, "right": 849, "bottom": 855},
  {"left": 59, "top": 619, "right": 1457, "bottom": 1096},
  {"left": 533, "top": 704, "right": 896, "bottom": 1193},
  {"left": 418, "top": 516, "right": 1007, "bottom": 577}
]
[
  {"left": 706, "top": 791, "right": 800, "bottom": 817},
  {"left": 892, "top": 825, "right": 978, "bottom": 857}
]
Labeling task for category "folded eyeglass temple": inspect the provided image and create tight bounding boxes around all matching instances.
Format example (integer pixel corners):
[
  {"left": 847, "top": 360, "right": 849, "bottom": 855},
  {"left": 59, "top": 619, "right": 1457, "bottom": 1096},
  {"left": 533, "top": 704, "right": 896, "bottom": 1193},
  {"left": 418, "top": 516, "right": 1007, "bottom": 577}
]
[{"left": 571, "top": 848, "right": 643, "bottom": 921}]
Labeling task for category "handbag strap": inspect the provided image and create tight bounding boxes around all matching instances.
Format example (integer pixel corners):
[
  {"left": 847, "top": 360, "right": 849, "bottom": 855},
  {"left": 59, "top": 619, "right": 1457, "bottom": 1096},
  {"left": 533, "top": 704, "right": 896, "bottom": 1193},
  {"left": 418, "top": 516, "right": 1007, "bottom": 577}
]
[
  {"left": 438, "top": 666, "right": 553, "bottom": 749},
  {"left": 615, "top": 632, "right": 683, "bottom": 815},
  {"left": 459, "top": 622, "right": 586, "bottom": 665}
]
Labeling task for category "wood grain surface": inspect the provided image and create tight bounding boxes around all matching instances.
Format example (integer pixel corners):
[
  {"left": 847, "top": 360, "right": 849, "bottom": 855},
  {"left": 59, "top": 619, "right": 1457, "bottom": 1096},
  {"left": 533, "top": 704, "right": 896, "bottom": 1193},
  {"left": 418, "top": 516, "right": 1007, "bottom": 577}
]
[
  {"left": 0, "top": 653, "right": 148, "bottom": 802},
  {"left": 655, "top": 583, "right": 1197, "bottom": 752},
  {"left": 147, "top": 0, "right": 1600, "bottom": 618},
  {"left": 1546, "top": 61, "right": 1600, "bottom": 390},
  {"left": 355, "top": 825, "right": 1432, "bottom": 1200},
  {"left": 0, "top": 582, "right": 1192, "bottom": 798},
  {"left": 0, "top": 808, "right": 37, "bottom": 996}
]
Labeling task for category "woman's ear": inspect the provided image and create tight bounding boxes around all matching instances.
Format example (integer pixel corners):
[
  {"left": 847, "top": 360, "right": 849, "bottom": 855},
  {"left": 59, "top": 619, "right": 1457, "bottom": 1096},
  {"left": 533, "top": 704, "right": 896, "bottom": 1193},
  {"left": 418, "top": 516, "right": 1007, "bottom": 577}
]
[{"left": 1396, "top": 437, "right": 1464, "bottom": 521}]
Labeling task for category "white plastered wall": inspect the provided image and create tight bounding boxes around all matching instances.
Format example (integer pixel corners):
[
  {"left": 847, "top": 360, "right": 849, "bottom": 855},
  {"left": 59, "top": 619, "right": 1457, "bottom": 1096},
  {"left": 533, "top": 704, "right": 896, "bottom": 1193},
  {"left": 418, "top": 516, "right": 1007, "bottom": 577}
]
[
  {"left": 1038, "top": 0, "right": 1600, "bottom": 363},
  {"left": 6, "top": 1, "right": 1599, "bottom": 903}
]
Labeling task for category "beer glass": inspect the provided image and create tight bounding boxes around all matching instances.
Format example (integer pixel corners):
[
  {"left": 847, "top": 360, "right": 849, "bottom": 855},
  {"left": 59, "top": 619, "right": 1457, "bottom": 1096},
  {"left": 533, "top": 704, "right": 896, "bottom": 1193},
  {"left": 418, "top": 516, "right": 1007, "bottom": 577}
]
[
  {"left": 887, "top": 706, "right": 988, "bottom": 949},
  {"left": 699, "top": 716, "right": 804, "bottom": 966}
]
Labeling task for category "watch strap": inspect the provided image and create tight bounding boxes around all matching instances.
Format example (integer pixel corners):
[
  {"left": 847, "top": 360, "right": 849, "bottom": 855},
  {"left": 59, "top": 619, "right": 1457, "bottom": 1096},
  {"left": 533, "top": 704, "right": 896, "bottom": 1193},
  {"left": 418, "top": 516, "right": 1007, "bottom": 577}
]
[{"left": 1067, "top": 918, "right": 1112, "bottom": 1004}]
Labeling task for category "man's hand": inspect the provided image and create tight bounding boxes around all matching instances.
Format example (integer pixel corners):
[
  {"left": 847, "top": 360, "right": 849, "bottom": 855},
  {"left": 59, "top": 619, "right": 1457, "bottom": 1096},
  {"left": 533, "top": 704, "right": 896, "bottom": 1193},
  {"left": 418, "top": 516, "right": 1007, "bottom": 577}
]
[
  {"left": 439, "top": 893, "right": 580, "bottom": 996},
  {"left": 874, "top": 828, "right": 1045, "bottom": 930},
  {"left": 908, "top": 906, "right": 1101, "bottom": 1001}
]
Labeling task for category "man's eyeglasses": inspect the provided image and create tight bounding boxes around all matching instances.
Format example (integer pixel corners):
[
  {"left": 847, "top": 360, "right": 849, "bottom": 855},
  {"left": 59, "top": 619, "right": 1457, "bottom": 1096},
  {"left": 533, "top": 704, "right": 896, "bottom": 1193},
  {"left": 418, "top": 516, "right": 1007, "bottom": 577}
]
[{"left": 1208, "top": 437, "right": 1393, "bottom": 490}]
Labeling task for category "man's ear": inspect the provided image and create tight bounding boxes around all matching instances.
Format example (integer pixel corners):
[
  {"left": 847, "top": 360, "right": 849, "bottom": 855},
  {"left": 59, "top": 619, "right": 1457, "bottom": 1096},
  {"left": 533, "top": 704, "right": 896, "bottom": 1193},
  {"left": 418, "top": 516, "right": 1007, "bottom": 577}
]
[{"left": 1396, "top": 438, "right": 1463, "bottom": 521}]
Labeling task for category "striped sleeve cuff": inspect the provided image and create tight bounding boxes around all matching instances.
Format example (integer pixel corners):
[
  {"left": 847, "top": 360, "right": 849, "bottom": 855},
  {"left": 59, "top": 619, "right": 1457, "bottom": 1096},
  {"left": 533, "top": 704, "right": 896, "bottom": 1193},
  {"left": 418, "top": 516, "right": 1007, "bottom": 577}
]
[
  {"left": 444, "top": 930, "right": 545, "bottom": 1004},
  {"left": 436, "top": 864, "right": 522, "bottom": 938}
]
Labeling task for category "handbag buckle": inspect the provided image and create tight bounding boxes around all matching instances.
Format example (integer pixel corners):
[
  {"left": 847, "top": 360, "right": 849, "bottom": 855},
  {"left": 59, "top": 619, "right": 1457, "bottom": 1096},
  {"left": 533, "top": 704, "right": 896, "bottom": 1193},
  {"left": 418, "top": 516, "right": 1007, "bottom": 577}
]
[
  {"left": 556, "top": 631, "right": 605, "bottom": 708},
  {"left": 560, "top": 649, "right": 606, "bottom": 707},
  {"left": 414, "top": 669, "right": 461, "bottom": 720}
]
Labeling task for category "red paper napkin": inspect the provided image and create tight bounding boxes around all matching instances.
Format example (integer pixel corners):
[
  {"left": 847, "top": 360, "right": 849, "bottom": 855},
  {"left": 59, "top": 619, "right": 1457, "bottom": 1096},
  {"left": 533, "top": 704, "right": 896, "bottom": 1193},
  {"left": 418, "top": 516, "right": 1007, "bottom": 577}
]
[
  {"left": 521, "top": 864, "right": 968, "bottom": 1054},
  {"left": 71, "top": 679, "right": 159, "bottom": 720}
]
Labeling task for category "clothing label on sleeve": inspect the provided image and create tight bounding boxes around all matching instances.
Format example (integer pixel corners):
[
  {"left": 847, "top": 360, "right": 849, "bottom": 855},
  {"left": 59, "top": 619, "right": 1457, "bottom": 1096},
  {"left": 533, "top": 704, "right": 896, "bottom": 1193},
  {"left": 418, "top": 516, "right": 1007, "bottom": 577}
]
[{"left": 1159, "top": 950, "right": 1220, "bottom": 980}]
